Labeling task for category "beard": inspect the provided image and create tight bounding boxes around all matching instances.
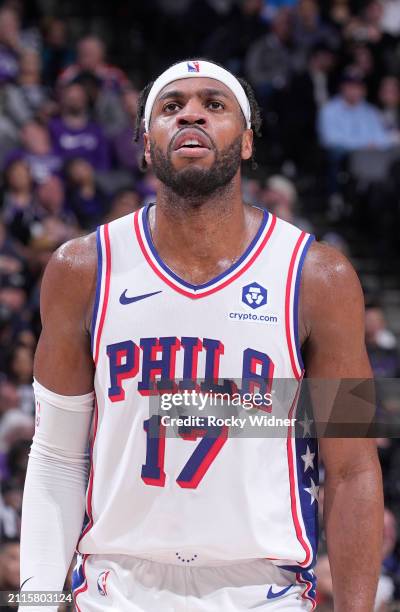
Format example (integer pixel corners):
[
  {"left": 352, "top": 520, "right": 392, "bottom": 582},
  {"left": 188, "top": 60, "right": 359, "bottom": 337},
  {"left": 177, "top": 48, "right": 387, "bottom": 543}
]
[{"left": 149, "top": 133, "right": 243, "bottom": 199}]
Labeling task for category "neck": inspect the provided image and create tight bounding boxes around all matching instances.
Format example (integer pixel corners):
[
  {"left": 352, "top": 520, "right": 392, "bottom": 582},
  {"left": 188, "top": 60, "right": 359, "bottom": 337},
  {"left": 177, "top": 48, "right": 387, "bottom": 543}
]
[
  {"left": 11, "top": 186, "right": 31, "bottom": 197},
  {"left": 64, "top": 113, "right": 87, "bottom": 127},
  {"left": 20, "top": 74, "right": 37, "bottom": 85},
  {"left": 149, "top": 175, "right": 263, "bottom": 284}
]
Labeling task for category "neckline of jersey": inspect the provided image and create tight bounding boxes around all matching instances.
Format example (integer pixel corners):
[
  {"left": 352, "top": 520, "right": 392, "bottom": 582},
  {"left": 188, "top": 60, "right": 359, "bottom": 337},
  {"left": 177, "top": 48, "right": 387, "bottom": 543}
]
[{"left": 140, "top": 203, "right": 270, "bottom": 292}]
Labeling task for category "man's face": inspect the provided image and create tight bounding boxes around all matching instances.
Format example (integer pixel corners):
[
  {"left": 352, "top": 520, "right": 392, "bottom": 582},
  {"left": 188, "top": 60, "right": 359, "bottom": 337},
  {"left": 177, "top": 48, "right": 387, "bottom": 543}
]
[
  {"left": 341, "top": 81, "right": 365, "bottom": 106},
  {"left": 78, "top": 38, "right": 104, "bottom": 71},
  {"left": 144, "top": 77, "right": 253, "bottom": 199},
  {"left": 62, "top": 84, "right": 88, "bottom": 114}
]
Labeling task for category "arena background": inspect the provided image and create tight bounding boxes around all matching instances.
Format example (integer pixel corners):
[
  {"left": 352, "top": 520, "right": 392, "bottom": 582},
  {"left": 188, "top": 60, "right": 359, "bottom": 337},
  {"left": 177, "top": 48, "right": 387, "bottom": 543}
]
[{"left": 0, "top": 0, "right": 399, "bottom": 609}]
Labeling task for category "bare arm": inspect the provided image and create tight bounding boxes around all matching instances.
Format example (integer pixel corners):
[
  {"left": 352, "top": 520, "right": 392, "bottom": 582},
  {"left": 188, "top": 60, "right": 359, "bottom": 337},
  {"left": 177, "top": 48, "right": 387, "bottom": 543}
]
[
  {"left": 20, "top": 234, "right": 97, "bottom": 604},
  {"left": 33, "top": 232, "right": 97, "bottom": 392},
  {"left": 300, "top": 242, "right": 384, "bottom": 612}
]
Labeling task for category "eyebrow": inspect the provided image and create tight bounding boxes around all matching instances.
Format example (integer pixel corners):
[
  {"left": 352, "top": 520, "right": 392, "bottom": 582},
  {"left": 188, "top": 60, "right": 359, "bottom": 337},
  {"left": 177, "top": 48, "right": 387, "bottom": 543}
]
[{"left": 157, "top": 87, "right": 232, "bottom": 102}]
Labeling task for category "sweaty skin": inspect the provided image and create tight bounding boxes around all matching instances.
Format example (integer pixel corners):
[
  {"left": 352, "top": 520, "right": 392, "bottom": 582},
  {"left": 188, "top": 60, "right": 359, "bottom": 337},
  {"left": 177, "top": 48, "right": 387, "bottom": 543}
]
[{"left": 34, "top": 77, "right": 383, "bottom": 611}]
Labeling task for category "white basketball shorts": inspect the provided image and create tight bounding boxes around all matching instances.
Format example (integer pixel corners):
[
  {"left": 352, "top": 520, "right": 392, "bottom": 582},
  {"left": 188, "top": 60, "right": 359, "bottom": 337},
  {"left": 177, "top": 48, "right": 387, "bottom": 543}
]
[{"left": 72, "top": 554, "right": 316, "bottom": 611}]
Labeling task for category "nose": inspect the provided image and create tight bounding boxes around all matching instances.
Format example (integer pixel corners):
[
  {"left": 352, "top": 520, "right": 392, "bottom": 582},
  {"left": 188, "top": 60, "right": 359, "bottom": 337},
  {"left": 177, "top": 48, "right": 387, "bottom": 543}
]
[{"left": 176, "top": 99, "right": 207, "bottom": 127}]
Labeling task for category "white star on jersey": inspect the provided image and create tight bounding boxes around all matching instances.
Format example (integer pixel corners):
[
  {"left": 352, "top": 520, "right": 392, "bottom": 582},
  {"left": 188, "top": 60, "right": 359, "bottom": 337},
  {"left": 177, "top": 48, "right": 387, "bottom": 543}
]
[
  {"left": 298, "top": 413, "right": 313, "bottom": 437},
  {"left": 301, "top": 445, "right": 315, "bottom": 472},
  {"left": 305, "top": 478, "right": 319, "bottom": 505}
]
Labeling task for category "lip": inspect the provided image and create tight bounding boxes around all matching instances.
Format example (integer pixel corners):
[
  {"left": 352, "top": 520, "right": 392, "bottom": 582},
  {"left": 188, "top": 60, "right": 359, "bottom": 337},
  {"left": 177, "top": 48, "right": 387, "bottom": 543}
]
[{"left": 173, "top": 129, "right": 212, "bottom": 151}]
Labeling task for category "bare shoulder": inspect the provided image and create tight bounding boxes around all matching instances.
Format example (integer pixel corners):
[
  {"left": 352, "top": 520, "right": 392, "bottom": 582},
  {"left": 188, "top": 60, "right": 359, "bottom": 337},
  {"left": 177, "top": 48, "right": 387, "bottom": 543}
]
[
  {"left": 300, "top": 241, "right": 365, "bottom": 338},
  {"left": 40, "top": 232, "right": 97, "bottom": 332},
  {"left": 302, "top": 240, "right": 360, "bottom": 289}
]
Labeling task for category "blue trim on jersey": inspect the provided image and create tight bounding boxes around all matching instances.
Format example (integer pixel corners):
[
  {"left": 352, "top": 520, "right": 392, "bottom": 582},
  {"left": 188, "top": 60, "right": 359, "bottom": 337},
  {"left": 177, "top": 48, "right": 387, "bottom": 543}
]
[
  {"left": 72, "top": 554, "right": 85, "bottom": 591},
  {"left": 295, "top": 434, "right": 319, "bottom": 570},
  {"left": 293, "top": 234, "right": 315, "bottom": 371},
  {"left": 141, "top": 204, "right": 269, "bottom": 291},
  {"left": 90, "top": 227, "right": 103, "bottom": 354}
]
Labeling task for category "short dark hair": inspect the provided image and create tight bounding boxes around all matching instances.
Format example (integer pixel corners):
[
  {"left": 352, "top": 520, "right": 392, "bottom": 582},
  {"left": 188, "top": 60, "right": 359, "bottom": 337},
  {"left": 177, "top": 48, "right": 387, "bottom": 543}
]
[{"left": 133, "top": 59, "right": 262, "bottom": 171}]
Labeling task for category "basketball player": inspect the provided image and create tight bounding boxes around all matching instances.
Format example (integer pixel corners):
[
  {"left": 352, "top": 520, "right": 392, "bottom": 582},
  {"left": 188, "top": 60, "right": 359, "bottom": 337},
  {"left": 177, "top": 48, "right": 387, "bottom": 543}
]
[{"left": 20, "top": 60, "right": 383, "bottom": 611}]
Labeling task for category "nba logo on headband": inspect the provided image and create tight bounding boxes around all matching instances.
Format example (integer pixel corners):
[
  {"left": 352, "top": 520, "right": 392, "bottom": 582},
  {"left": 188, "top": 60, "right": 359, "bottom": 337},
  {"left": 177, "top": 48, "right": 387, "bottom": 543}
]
[{"left": 187, "top": 61, "right": 200, "bottom": 73}]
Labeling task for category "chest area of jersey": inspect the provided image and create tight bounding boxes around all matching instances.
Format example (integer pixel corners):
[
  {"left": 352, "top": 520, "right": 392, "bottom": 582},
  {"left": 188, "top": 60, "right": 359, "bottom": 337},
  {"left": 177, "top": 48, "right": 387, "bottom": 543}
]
[{"left": 98, "top": 269, "right": 291, "bottom": 404}]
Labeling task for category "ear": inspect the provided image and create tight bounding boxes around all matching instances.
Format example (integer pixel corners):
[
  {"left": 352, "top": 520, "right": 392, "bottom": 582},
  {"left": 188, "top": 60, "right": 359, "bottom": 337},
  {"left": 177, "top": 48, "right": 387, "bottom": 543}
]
[
  {"left": 241, "top": 129, "right": 253, "bottom": 161},
  {"left": 143, "top": 132, "right": 152, "bottom": 167}
]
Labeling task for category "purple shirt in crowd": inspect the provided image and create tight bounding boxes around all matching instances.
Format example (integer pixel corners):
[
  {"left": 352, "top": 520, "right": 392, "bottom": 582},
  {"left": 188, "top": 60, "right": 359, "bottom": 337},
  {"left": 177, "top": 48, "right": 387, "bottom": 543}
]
[
  {"left": 4, "top": 149, "right": 62, "bottom": 183},
  {"left": 0, "top": 45, "right": 19, "bottom": 83},
  {"left": 49, "top": 117, "right": 110, "bottom": 171}
]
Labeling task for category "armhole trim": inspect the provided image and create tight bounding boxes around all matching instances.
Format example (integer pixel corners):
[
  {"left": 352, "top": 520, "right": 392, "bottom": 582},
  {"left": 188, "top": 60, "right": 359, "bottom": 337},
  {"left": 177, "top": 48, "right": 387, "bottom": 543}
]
[
  {"left": 285, "top": 233, "right": 315, "bottom": 379},
  {"left": 91, "top": 224, "right": 111, "bottom": 365}
]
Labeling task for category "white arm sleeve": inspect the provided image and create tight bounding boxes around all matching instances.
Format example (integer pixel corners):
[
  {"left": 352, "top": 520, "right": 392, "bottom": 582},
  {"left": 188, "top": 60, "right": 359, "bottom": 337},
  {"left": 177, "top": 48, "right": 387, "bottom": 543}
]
[{"left": 19, "top": 379, "right": 94, "bottom": 610}]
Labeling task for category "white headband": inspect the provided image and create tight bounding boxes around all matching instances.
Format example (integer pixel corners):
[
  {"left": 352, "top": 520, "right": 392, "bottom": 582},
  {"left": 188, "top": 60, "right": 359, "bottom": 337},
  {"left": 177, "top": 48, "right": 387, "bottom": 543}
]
[{"left": 144, "top": 60, "right": 252, "bottom": 131}]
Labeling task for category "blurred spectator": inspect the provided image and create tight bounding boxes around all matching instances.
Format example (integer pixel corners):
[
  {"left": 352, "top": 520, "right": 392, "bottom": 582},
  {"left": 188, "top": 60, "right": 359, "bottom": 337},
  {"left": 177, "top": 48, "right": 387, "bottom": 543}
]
[
  {"left": 4, "top": 50, "right": 48, "bottom": 128},
  {"left": 0, "top": 222, "right": 30, "bottom": 374},
  {"left": 344, "top": 1, "right": 385, "bottom": 46},
  {"left": 283, "top": 42, "right": 336, "bottom": 168},
  {"left": 244, "top": 8, "right": 293, "bottom": 104},
  {"left": 57, "top": 35, "right": 129, "bottom": 94},
  {"left": 0, "top": 487, "right": 20, "bottom": 540},
  {"left": 111, "top": 87, "right": 141, "bottom": 177},
  {"left": 41, "top": 18, "right": 74, "bottom": 88},
  {"left": 0, "top": 381, "right": 19, "bottom": 416},
  {"left": 365, "top": 306, "right": 400, "bottom": 378},
  {"left": 261, "top": 175, "right": 313, "bottom": 232},
  {"left": 6, "top": 121, "right": 62, "bottom": 184},
  {"left": 291, "top": 0, "right": 339, "bottom": 72},
  {"left": 242, "top": 176, "right": 263, "bottom": 205},
  {"left": 262, "top": 0, "right": 299, "bottom": 20},
  {"left": 318, "top": 69, "right": 398, "bottom": 153},
  {"left": 348, "top": 43, "right": 380, "bottom": 101},
  {"left": 318, "top": 68, "right": 400, "bottom": 201},
  {"left": 2, "top": 159, "right": 35, "bottom": 245},
  {"left": 65, "top": 158, "right": 109, "bottom": 230},
  {"left": 0, "top": 8, "right": 22, "bottom": 84},
  {"left": 136, "top": 170, "right": 159, "bottom": 206},
  {"left": 30, "top": 175, "right": 78, "bottom": 253},
  {"left": 6, "top": 439, "right": 30, "bottom": 486},
  {"left": 378, "top": 75, "right": 400, "bottom": 135},
  {"left": 49, "top": 83, "right": 110, "bottom": 171},
  {"left": 72, "top": 71, "right": 126, "bottom": 138},
  {"left": 202, "top": 0, "right": 268, "bottom": 75},
  {"left": 2, "top": 342, "right": 34, "bottom": 410},
  {"left": 0, "top": 539, "right": 20, "bottom": 591},
  {"left": 381, "top": 0, "right": 400, "bottom": 36},
  {"left": 0, "top": 410, "right": 33, "bottom": 459},
  {"left": 8, "top": 345, "right": 34, "bottom": 415},
  {"left": 105, "top": 188, "right": 142, "bottom": 223},
  {"left": 327, "top": 0, "right": 352, "bottom": 27}
]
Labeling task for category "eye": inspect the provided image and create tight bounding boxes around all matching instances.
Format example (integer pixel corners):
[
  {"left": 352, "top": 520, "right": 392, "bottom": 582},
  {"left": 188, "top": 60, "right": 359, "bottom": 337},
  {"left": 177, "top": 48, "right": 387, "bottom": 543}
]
[
  {"left": 163, "top": 102, "right": 181, "bottom": 112},
  {"left": 207, "top": 100, "right": 224, "bottom": 110}
]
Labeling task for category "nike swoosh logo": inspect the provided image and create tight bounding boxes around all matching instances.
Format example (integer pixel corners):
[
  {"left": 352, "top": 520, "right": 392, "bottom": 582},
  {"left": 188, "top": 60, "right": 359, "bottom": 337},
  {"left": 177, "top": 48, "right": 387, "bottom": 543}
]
[
  {"left": 266, "top": 584, "right": 293, "bottom": 599},
  {"left": 119, "top": 290, "right": 162, "bottom": 305}
]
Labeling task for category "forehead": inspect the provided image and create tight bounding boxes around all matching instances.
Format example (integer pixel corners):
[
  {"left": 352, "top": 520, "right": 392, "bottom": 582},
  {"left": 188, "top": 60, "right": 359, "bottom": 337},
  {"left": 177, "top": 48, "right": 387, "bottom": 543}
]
[{"left": 155, "top": 76, "right": 238, "bottom": 104}]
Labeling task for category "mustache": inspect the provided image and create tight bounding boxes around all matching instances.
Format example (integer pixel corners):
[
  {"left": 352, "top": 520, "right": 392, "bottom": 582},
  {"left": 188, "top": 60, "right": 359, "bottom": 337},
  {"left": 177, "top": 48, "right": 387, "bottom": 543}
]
[{"left": 168, "top": 127, "right": 216, "bottom": 154}]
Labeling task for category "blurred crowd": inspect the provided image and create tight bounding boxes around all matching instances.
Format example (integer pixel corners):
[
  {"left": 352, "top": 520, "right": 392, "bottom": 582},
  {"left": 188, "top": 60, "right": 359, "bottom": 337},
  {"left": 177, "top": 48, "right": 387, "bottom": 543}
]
[{"left": 0, "top": 0, "right": 399, "bottom": 609}]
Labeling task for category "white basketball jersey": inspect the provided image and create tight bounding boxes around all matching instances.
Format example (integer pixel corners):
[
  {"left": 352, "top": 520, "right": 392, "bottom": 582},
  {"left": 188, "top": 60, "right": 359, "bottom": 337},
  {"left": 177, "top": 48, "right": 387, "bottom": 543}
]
[{"left": 77, "top": 204, "right": 318, "bottom": 573}]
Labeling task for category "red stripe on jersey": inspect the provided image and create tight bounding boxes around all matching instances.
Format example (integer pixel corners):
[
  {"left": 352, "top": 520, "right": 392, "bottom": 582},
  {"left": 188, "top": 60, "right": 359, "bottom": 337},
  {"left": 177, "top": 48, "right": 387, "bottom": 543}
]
[{"left": 296, "top": 572, "right": 317, "bottom": 609}]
